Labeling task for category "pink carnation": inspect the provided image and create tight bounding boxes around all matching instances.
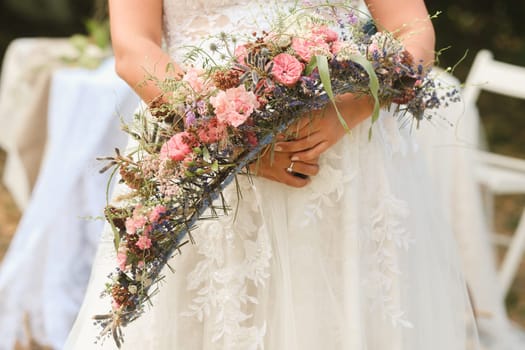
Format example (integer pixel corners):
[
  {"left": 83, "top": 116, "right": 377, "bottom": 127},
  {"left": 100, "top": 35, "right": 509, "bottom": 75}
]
[
  {"left": 271, "top": 53, "right": 304, "bottom": 87},
  {"left": 291, "top": 37, "right": 329, "bottom": 62},
  {"left": 112, "top": 300, "right": 121, "bottom": 310},
  {"left": 160, "top": 131, "right": 192, "bottom": 161},
  {"left": 125, "top": 218, "right": 136, "bottom": 235},
  {"left": 291, "top": 37, "right": 313, "bottom": 62},
  {"left": 197, "top": 117, "right": 227, "bottom": 144},
  {"left": 235, "top": 45, "right": 248, "bottom": 64},
  {"left": 148, "top": 205, "right": 167, "bottom": 223},
  {"left": 331, "top": 40, "right": 343, "bottom": 54},
  {"left": 125, "top": 216, "right": 147, "bottom": 235},
  {"left": 210, "top": 85, "right": 260, "bottom": 127},
  {"left": 183, "top": 67, "right": 209, "bottom": 95},
  {"left": 117, "top": 247, "right": 128, "bottom": 271},
  {"left": 136, "top": 235, "right": 152, "bottom": 250},
  {"left": 311, "top": 25, "right": 339, "bottom": 43},
  {"left": 143, "top": 225, "right": 153, "bottom": 236}
]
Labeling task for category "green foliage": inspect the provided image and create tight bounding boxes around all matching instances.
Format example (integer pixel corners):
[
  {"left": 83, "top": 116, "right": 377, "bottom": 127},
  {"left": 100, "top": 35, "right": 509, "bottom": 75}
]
[
  {"left": 86, "top": 19, "right": 110, "bottom": 49},
  {"left": 4, "top": 0, "right": 73, "bottom": 22},
  {"left": 428, "top": 0, "right": 525, "bottom": 78}
]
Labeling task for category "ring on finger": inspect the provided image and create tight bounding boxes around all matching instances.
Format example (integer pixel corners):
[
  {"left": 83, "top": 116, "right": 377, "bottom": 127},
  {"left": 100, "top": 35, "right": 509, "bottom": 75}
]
[{"left": 286, "top": 161, "right": 295, "bottom": 173}]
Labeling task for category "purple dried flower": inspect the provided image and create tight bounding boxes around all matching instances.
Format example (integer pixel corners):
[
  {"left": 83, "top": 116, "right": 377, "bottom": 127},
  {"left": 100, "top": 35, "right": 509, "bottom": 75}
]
[{"left": 185, "top": 109, "right": 196, "bottom": 126}]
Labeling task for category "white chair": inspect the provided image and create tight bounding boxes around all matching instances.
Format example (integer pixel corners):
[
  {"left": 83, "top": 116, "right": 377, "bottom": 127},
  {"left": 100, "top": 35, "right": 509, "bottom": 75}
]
[{"left": 462, "top": 49, "right": 525, "bottom": 297}]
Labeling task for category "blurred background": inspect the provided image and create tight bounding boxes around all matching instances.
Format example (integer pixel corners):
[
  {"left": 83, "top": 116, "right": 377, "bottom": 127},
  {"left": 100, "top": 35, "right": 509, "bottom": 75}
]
[
  {"left": 0, "top": 0, "right": 523, "bottom": 349},
  {"left": 428, "top": 0, "right": 525, "bottom": 327}
]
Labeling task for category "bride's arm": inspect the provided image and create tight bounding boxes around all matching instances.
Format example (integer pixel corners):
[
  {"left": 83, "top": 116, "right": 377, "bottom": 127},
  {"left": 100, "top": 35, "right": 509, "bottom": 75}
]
[
  {"left": 275, "top": 0, "right": 436, "bottom": 162},
  {"left": 365, "top": 0, "right": 436, "bottom": 66},
  {"left": 109, "top": 0, "right": 184, "bottom": 103}
]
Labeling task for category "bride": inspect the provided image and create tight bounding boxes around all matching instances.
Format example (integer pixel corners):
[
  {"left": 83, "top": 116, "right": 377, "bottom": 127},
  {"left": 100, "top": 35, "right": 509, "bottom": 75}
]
[{"left": 66, "top": 0, "right": 480, "bottom": 349}]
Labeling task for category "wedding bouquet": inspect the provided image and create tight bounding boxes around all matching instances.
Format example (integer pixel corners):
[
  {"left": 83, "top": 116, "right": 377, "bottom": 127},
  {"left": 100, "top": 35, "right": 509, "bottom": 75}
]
[{"left": 95, "top": 2, "right": 457, "bottom": 346}]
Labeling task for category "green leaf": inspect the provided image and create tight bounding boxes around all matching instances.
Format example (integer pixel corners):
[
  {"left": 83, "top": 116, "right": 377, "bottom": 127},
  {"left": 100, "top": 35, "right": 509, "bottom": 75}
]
[
  {"left": 314, "top": 55, "right": 350, "bottom": 132},
  {"left": 305, "top": 55, "right": 318, "bottom": 75},
  {"left": 202, "top": 146, "right": 211, "bottom": 163},
  {"left": 112, "top": 226, "right": 120, "bottom": 252},
  {"left": 211, "top": 160, "right": 219, "bottom": 172},
  {"left": 347, "top": 54, "right": 381, "bottom": 125}
]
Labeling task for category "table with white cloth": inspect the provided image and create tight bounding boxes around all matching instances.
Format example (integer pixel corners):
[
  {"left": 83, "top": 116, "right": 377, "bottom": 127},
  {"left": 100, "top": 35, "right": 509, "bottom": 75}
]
[
  {"left": 0, "top": 38, "right": 90, "bottom": 210},
  {"left": 0, "top": 51, "right": 138, "bottom": 349}
]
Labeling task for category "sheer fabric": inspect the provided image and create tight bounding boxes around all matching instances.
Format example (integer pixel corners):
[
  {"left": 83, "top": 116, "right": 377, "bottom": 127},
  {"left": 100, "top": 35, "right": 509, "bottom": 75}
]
[
  {"left": 66, "top": 1, "right": 479, "bottom": 349},
  {"left": 416, "top": 71, "right": 525, "bottom": 350}
]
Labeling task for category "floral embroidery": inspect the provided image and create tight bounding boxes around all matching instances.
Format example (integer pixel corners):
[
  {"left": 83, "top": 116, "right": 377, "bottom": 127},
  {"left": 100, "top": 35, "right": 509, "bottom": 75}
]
[{"left": 183, "top": 178, "right": 271, "bottom": 348}]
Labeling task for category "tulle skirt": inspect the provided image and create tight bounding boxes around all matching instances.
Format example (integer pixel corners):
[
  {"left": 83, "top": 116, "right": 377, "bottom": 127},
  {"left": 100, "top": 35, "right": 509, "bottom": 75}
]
[{"left": 65, "top": 110, "right": 479, "bottom": 349}]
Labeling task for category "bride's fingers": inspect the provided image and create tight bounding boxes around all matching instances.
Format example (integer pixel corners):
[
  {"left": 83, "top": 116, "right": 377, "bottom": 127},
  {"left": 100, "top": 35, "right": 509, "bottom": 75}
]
[
  {"left": 287, "top": 161, "right": 320, "bottom": 177},
  {"left": 254, "top": 167, "right": 311, "bottom": 188},
  {"left": 286, "top": 119, "right": 320, "bottom": 139},
  {"left": 291, "top": 141, "right": 330, "bottom": 162},
  {"left": 274, "top": 133, "right": 322, "bottom": 153},
  {"left": 299, "top": 157, "right": 320, "bottom": 166},
  {"left": 248, "top": 156, "right": 319, "bottom": 187},
  {"left": 280, "top": 172, "right": 311, "bottom": 188}
]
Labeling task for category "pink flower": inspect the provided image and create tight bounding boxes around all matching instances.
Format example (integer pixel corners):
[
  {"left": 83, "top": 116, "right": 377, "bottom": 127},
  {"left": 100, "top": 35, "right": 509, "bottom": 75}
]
[
  {"left": 197, "top": 117, "right": 227, "bottom": 144},
  {"left": 368, "top": 42, "right": 381, "bottom": 57},
  {"left": 235, "top": 45, "right": 248, "bottom": 64},
  {"left": 136, "top": 235, "right": 152, "bottom": 250},
  {"left": 143, "top": 225, "right": 153, "bottom": 236},
  {"left": 160, "top": 131, "right": 193, "bottom": 161},
  {"left": 125, "top": 216, "right": 147, "bottom": 235},
  {"left": 112, "top": 300, "right": 121, "bottom": 310},
  {"left": 271, "top": 53, "right": 304, "bottom": 87},
  {"left": 148, "top": 205, "right": 167, "bottom": 223},
  {"left": 125, "top": 218, "right": 136, "bottom": 235},
  {"left": 183, "top": 67, "right": 209, "bottom": 95},
  {"left": 311, "top": 25, "right": 338, "bottom": 43},
  {"left": 291, "top": 37, "right": 329, "bottom": 62},
  {"left": 246, "top": 130, "right": 258, "bottom": 147},
  {"left": 117, "top": 247, "right": 128, "bottom": 271},
  {"left": 291, "top": 37, "right": 313, "bottom": 62},
  {"left": 210, "top": 85, "right": 260, "bottom": 127},
  {"left": 331, "top": 40, "right": 343, "bottom": 54}
]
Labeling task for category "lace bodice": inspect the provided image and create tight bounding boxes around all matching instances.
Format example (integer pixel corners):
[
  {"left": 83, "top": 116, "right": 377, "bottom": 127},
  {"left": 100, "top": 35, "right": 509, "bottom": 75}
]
[
  {"left": 162, "top": 0, "right": 365, "bottom": 59},
  {"left": 163, "top": 0, "right": 279, "bottom": 60}
]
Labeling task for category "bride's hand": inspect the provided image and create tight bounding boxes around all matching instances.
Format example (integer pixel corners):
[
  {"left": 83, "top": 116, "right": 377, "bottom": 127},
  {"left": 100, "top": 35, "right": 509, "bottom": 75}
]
[
  {"left": 274, "top": 94, "right": 374, "bottom": 162},
  {"left": 275, "top": 106, "right": 347, "bottom": 163},
  {"left": 248, "top": 148, "right": 319, "bottom": 188}
]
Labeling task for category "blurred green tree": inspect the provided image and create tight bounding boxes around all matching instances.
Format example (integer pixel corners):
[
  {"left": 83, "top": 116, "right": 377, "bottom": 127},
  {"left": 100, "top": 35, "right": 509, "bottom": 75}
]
[
  {"left": 4, "top": 0, "right": 75, "bottom": 23},
  {"left": 428, "top": 0, "right": 525, "bottom": 78},
  {"left": 0, "top": 0, "right": 98, "bottom": 67}
]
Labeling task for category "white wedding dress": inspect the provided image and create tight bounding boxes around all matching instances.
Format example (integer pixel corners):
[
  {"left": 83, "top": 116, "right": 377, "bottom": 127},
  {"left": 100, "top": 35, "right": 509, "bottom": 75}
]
[{"left": 66, "top": 1, "right": 480, "bottom": 349}]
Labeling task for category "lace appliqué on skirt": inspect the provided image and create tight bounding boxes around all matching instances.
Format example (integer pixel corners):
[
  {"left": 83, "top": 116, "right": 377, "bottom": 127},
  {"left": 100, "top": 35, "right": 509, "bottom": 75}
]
[{"left": 182, "top": 178, "right": 271, "bottom": 349}]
